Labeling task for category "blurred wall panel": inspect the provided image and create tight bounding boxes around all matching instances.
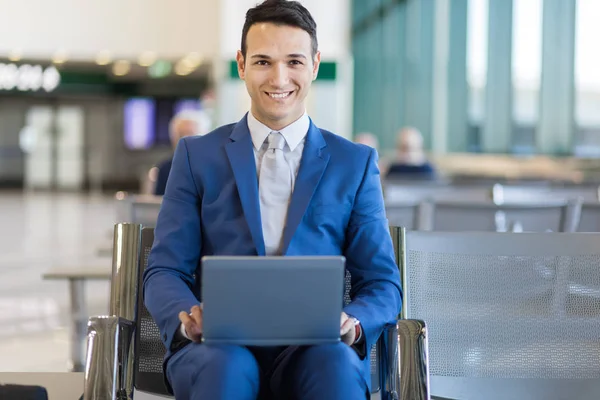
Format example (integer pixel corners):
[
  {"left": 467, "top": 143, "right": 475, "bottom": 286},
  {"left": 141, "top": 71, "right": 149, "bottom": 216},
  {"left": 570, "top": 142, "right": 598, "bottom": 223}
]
[
  {"left": 0, "top": 99, "right": 26, "bottom": 187},
  {"left": 0, "top": 0, "right": 220, "bottom": 60}
]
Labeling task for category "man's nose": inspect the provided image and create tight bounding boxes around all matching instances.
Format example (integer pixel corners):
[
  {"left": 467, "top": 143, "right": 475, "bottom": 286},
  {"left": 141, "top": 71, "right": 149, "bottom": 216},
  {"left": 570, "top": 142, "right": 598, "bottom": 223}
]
[{"left": 269, "top": 63, "right": 289, "bottom": 88}]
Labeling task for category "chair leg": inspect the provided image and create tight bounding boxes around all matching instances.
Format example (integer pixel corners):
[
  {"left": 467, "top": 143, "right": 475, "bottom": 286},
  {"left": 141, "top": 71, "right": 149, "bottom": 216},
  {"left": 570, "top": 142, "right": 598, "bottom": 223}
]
[
  {"left": 379, "top": 320, "right": 430, "bottom": 400},
  {"left": 83, "top": 316, "right": 135, "bottom": 400}
]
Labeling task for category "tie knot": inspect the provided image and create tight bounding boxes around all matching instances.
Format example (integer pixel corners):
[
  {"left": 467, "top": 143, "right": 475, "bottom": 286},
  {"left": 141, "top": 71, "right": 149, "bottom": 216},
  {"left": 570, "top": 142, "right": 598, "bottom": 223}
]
[{"left": 267, "top": 131, "right": 286, "bottom": 150}]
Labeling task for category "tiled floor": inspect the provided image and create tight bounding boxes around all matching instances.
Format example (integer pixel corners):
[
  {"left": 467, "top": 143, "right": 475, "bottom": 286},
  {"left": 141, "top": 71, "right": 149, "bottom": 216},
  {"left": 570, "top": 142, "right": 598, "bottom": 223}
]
[{"left": 0, "top": 191, "right": 115, "bottom": 371}]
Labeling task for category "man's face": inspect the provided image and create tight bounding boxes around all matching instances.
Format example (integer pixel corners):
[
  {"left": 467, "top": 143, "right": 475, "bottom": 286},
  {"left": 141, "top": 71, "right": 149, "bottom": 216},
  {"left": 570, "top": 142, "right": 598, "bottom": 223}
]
[{"left": 237, "top": 23, "right": 320, "bottom": 131}]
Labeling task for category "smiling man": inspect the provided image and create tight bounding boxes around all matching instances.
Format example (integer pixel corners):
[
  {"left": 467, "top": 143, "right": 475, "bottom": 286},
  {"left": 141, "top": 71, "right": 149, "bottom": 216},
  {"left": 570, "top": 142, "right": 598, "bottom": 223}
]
[{"left": 142, "top": 1, "right": 402, "bottom": 399}]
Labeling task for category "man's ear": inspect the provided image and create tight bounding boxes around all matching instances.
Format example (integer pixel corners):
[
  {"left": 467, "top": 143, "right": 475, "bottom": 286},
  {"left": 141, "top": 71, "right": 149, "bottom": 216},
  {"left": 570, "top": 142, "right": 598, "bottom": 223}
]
[
  {"left": 236, "top": 50, "right": 246, "bottom": 80},
  {"left": 312, "top": 51, "right": 321, "bottom": 81}
]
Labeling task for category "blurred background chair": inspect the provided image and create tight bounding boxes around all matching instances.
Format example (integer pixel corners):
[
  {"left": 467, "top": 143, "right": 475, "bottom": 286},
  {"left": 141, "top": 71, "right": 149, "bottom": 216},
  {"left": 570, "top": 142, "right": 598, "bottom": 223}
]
[
  {"left": 578, "top": 202, "right": 600, "bottom": 232},
  {"left": 385, "top": 201, "right": 422, "bottom": 230},
  {"left": 114, "top": 193, "right": 163, "bottom": 228},
  {"left": 417, "top": 198, "right": 582, "bottom": 232}
]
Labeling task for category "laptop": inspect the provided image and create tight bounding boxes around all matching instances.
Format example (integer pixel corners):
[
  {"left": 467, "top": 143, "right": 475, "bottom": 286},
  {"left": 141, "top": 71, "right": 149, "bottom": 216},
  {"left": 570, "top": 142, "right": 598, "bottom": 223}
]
[{"left": 201, "top": 256, "right": 346, "bottom": 346}]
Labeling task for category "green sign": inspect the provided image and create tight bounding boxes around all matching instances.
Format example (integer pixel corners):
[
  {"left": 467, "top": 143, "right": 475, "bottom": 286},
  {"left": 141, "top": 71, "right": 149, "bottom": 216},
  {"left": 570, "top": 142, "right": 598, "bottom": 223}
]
[{"left": 148, "top": 60, "right": 172, "bottom": 78}]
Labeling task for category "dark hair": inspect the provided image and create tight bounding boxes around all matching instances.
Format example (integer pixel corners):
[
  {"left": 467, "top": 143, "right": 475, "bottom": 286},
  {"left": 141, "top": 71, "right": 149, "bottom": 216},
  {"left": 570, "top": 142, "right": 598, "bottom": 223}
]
[{"left": 241, "top": 0, "right": 318, "bottom": 59}]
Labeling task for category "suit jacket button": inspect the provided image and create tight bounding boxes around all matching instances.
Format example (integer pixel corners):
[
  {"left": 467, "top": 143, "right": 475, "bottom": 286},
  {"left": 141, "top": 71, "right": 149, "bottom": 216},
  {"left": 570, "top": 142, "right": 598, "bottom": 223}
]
[{"left": 163, "top": 333, "right": 167, "bottom": 341}]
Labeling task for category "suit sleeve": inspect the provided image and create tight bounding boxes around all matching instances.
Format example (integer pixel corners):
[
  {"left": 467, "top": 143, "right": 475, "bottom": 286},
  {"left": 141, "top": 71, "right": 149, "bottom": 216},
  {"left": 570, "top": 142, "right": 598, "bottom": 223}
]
[
  {"left": 143, "top": 138, "right": 202, "bottom": 351},
  {"left": 342, "top": 147, "right": 403, "bottom": 358}
]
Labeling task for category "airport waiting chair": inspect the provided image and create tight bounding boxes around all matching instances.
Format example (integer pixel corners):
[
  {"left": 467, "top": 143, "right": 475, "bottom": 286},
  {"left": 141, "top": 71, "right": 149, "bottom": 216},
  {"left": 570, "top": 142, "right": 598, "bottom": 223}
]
[
  {"left": 383, "top": 181, "right": 491, "bottom": 205},
  {"left": 385, "top": 201, "right": 422, "bottom": 230},
  {"left": 417, "top": 198, "right": 582, "bottom": 232},
  {"left": 82, "top": 224, "right": 433, "bottom": 400},
  {"left": 491, "top": 183, "right": 600, "bottom": 204},
  {"left": 403, "top": 230, "right": 600, "bottom": 400},
  {"left": 114, "top": 193, "right": 162, "bottom": 228},
  {"left": 578, "top": 202, "right": 600, "bottom": 232}
]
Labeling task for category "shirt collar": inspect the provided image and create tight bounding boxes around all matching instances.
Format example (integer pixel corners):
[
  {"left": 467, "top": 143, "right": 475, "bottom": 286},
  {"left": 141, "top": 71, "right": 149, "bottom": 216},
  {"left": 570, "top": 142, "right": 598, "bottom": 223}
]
[{"left": 247, "top": 111, "right": 309, "bottom": 152}]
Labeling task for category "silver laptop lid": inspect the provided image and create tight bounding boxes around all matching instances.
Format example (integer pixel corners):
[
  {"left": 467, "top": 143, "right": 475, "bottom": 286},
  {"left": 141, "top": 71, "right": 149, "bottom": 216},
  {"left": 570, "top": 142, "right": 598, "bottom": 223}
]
[{"left": 201, "top": 256, "right": 346, "bottom": 346}]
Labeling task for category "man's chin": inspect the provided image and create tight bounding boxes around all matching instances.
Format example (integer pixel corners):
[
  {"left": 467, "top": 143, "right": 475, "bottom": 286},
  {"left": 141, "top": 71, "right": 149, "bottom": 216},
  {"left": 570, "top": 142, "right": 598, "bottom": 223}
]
[
  {"left": 263, "top": 109, "right": 293, "bottom": 121},
  {"left": 252, "top": 104, "right": 304, "bottom": 124}
]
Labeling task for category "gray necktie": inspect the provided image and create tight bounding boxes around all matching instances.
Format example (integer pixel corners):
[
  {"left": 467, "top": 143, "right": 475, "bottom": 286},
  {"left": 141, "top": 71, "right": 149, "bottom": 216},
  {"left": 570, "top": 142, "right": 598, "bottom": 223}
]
[{"left": 259, "top": 131, "right": 292, "bottom": 255}]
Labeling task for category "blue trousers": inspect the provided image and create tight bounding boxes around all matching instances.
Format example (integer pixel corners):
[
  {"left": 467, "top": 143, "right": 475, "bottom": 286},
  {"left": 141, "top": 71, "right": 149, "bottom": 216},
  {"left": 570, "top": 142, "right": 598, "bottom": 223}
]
[{"left": 166, "top": 342, "right": 368, "bottom": 400}]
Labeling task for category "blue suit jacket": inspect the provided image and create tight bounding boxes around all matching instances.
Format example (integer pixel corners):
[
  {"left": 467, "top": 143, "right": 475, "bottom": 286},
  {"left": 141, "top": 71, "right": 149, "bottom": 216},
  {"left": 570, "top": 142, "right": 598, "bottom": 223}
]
[{"left": 143, "top": 115, "right": 402, "bottom": 390}]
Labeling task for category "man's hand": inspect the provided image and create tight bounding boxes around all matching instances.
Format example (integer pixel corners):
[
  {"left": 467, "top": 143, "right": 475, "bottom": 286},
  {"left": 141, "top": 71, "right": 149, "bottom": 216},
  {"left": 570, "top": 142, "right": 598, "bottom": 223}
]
[
  {"left": 340, "top": 311, "right": 358, "bottom": 345},
  {"left": 178, "top": 304, "right": 203, "bottom": 342}
]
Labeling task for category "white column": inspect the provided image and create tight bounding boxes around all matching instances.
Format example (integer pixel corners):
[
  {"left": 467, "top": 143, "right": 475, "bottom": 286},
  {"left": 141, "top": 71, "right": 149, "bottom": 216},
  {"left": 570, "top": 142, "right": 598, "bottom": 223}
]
[
  {"left": 538, "top": 0, "right": 576, "bottom": 154},
  {"left": 431, "top": 0, "right": 450, "bottom": 154},
  {"left": 482, "top": 0, "right": 513, "bottom": 153}
]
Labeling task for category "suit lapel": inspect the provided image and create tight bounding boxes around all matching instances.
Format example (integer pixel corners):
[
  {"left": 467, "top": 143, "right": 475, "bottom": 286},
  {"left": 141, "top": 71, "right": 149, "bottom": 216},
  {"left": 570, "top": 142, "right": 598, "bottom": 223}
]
[
  {"left": 225, "top": 115, "right": 266, "bottom": 256},
  {"left": 281, "top": 121, "right": 330, "bottom": 254}
]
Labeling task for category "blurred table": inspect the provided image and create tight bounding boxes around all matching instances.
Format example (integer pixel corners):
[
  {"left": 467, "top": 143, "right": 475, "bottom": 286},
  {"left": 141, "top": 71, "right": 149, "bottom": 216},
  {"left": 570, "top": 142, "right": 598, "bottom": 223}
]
[{"left": 42, "top": 267, "right": 111, "bottom": 372}]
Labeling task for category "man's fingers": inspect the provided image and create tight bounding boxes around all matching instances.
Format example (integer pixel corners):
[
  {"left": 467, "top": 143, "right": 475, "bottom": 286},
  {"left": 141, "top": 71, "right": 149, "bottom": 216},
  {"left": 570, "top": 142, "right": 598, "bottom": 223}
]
[
  {"left": 340, "top": 318, "right": 354, "bottom": 335},
  {"left": 190, "top": 305, "right": 203, "bottom": 335},
  {"left": 179, "top": 311, "right": 192, "bottom": 325},
  {"left": 340, "top": 311, "right": 353, "bottom": 335},
  {"left": 190, "top": 305, "right": 203, "bottom": 325},
  {"left": 179, "top": 310, "right": 202, "bottom": 340},
  {"left": 340, "top": 311, "right": 349, "bottom": 328}
]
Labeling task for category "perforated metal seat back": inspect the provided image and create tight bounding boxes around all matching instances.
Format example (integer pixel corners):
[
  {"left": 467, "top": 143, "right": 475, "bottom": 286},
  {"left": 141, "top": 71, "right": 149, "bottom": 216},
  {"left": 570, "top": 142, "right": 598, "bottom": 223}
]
[
  {"left": 404, "top": 231, "right": 600, "bottom": 400},
  {"left": 134, "top": 228, "right": 170, "bottom": 396}
]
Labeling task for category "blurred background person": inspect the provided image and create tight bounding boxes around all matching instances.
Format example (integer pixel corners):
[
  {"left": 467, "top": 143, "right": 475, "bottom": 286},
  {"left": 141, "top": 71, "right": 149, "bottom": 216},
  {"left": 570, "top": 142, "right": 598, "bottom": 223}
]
[
  {"left": 386, "top": 126, "right": 436, "bottom": 180},
  {"left": 152, "top": 110, "right": 211, "bottom": 195}
]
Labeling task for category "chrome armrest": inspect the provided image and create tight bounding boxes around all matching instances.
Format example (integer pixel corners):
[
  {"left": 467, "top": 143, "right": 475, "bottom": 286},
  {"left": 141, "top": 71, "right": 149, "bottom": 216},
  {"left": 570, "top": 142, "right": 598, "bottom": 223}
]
[
  {"left": 378, "top": 319, "right": 430, "bottom": 400},
  {"left": 83, "top": 316, "right": 135, "bottom": 400}
]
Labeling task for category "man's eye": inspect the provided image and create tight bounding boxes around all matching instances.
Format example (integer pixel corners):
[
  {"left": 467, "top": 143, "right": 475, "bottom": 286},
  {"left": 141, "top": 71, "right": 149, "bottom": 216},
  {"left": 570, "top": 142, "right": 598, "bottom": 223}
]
[
  {"left": 289, "top": 60, "right": 303, "bottom": 65},
  {"left": 256, "top": 60, "right": 269, "bottom": 66}
]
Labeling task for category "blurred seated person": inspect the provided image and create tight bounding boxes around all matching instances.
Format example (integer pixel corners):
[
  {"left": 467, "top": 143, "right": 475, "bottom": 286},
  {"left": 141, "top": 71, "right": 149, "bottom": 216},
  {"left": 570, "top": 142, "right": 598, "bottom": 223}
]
[
  {"left": 153, "top": 110, "right": 210, "bottom": 195},
  {"left": 385, "top": 126, "right": 436, "bottom": 180}
]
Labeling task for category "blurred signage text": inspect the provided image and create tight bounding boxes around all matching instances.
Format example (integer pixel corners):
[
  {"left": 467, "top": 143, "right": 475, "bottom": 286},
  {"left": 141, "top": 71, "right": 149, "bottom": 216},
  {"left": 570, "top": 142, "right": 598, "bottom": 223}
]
[{"left": 0, "top": 63, "right": 61, "bottom": 92}]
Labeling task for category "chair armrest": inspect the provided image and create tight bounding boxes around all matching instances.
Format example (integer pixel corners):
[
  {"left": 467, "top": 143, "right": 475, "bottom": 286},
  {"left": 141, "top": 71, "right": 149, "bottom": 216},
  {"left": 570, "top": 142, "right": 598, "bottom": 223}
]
[
  {"left": 377, "top": 319, "right": 430, "bottom": 400},
  {"left": 83, "top": 316, "right": 135, "bottom": 400}
]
